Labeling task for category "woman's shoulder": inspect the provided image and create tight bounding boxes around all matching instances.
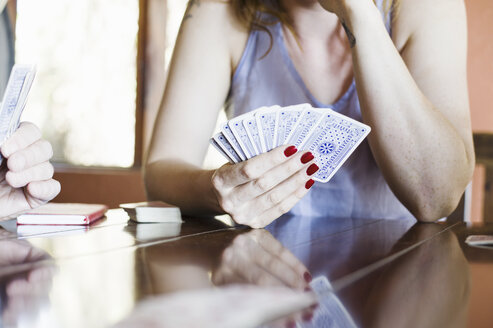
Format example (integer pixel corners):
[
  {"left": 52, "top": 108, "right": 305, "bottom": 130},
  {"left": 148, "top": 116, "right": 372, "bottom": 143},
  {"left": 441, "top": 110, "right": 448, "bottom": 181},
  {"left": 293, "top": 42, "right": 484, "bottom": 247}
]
[
  {"left": 181, "top": 0, "right": 250, "bottom": 70},
  {"left": 391, "top": 0, "right": 466, "bottom": 52}
]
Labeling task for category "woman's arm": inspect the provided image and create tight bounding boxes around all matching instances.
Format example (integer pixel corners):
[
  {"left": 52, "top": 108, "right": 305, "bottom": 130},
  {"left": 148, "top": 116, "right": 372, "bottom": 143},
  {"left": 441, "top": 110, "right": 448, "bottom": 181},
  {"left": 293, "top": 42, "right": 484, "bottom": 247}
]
[
  {"left": 322, "top": 0, "right": 474, "bottom": 221},
  {"left": 145, "top": 1, "right": 244, "bottom": 215}
]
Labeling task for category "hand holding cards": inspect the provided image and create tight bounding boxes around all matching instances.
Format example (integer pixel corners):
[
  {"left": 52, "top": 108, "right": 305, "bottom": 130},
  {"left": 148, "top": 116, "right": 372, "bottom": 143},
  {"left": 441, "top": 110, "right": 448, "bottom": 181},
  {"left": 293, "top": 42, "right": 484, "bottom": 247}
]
[{"left": 211, "top": 103, "right": 370, "bottom": 183}]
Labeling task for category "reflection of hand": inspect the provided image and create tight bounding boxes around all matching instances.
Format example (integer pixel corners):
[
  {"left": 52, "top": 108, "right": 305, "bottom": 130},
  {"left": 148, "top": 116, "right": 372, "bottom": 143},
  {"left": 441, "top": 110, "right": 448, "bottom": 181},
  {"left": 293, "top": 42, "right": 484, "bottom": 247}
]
[
  {"left": 211, "top": 146, "right": 318, "bottom": 228},
  {"left": 0, "top": 238, "right": 50, "bottom": 266},
  {"left": 0, "top": 122, "right": 61, "bottom": 219},
  {"left": 212, "top": 229, "right": 311, "bottom": 290},
  {"left": 0, "top": 238, "right": 55, "bottom": 326}
]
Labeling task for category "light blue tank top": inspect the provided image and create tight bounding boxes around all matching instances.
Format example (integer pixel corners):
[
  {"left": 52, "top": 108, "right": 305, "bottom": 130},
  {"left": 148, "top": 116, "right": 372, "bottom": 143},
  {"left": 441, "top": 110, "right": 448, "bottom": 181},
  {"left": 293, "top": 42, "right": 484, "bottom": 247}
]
[{"left": 226, "top": 1, "right": 413, "bottom": 221}]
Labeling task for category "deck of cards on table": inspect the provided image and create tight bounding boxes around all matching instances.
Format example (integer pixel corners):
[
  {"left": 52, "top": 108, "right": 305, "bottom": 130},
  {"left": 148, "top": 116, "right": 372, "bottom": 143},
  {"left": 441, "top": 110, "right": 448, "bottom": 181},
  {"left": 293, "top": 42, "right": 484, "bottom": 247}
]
[
  {"left": 210, "top": 104, "right": 371, "bottom": 183},
  {"left": 0, "top": 64, "right": 36, "bottom": 163},
  {"left": 16, "top": 203, "right": 108, "bottom": 225}
]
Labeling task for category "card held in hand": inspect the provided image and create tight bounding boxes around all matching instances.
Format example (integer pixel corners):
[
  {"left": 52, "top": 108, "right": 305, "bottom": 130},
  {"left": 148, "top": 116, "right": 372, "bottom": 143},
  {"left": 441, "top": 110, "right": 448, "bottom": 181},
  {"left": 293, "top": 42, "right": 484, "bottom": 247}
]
[
  {"left": 303, "top": 110, "right": 371, "bottom": 183},
  {"left": 209, "top": 103, "right": 371, "bottom": 184},
  {"left": 0, "top": 64, "right": 36, "bottom": 163}
]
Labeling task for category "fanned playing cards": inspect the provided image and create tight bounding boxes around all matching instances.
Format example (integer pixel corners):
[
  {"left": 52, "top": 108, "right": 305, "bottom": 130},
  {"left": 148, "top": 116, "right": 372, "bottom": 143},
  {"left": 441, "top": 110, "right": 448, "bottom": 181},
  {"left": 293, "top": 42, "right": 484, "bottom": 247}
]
[{"left": 210, "top": 104, "right": 371, "bottom": 183}]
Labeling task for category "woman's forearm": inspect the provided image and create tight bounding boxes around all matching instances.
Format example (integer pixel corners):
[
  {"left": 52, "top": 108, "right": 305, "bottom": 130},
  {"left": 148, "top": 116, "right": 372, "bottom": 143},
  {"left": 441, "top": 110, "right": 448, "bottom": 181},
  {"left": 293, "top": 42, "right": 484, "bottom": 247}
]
[
  {"left": 340, "top": 1, "right": 474, "bottom": 220},
  {"left": 144, "top": 160, "right": 222, "bottom": 216}
]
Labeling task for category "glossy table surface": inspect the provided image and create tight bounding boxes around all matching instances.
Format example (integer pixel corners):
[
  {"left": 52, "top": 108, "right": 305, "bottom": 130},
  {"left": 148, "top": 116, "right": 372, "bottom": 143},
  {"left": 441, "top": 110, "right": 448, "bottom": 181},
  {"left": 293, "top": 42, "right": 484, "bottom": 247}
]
[{"left": 0, "top": 210, "right": 492, "bottom": 327}]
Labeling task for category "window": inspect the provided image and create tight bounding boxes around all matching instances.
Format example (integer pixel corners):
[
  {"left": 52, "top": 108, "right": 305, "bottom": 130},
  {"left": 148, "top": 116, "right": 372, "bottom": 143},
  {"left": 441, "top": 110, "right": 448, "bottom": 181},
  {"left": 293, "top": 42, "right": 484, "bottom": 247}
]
[{"left": 15, "top": 0, "right": 139, "bottom": 167}]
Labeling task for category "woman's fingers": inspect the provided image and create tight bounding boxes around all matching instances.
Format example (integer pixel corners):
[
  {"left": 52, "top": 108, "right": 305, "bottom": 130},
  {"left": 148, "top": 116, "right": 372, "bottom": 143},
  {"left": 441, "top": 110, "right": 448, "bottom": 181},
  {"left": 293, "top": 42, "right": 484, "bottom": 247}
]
[
  {"left": 0, "top": 122, "right": 42, "bottom": 158},
  {"left": 215, "top": 145, "right": 298, "bottom": 188},
  {"left": 232, "top": 150, "right": 314, "bottom": 203},
  {"left": 246, "top": 161, "right": 318, "bottom": 220},
  {"left": 251, "top": 183, "right": 314, "bottom": 228},
  {"left": 6, "top": 162, "right": 54, "bottom": 188}
]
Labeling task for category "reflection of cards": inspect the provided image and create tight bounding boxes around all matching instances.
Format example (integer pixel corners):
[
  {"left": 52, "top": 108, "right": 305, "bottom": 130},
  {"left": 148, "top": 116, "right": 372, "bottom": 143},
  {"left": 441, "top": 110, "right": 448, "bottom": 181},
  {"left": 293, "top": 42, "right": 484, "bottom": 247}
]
[
  {"left": 465, "top": 235, "right": 493, "bottom": 249},
  {"left": 210, "top": 104, "right": 371, "bottom": 183},
  {"left": 306, "top": 275, "right": 357, "bottom": 328},
  {"left": 0, "top": 64, "right": 36, "bottom": 162}
]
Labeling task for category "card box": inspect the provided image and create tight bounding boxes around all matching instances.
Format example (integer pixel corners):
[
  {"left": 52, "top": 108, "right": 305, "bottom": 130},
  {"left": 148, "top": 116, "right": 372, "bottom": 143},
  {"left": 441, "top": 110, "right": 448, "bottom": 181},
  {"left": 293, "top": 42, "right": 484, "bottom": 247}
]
[
  {"left": 16, "top": 203, "right": 107, "bottom": 225},
  {"left": 120, "top": 201, "right": 182, "bottom": 223}
]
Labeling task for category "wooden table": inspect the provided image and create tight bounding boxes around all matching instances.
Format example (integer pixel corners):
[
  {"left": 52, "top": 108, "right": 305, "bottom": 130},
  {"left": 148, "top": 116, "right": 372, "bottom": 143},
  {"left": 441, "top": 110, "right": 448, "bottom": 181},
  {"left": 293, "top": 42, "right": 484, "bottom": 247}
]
[{"left": 0, "top": 210, "right": 492, "bottom": 327}]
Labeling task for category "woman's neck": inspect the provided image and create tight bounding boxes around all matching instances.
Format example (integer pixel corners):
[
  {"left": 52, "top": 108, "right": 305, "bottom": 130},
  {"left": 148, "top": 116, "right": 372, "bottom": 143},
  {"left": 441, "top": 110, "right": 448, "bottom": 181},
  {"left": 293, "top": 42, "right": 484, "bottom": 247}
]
[{"left": 279, "top": 0, "right": 344, "bottom": 43}]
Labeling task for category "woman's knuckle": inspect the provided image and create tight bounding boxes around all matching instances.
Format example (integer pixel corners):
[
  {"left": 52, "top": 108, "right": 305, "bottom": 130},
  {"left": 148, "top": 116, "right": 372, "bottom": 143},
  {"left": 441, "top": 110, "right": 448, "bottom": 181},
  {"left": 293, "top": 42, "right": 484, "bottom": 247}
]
[
  {"left": 231, "top": 213, "right": 246, "bottom": 224},
  {"left": 220, "top": 198, "right": 234, "bottom": 213},
  {"left": 249, "top": 219, "right": 263, "bottom": 229},
  {"left": 211, "top": 174, "right": 224, "bottom": 190},
  {"left": 294, "top": 187, "right": 305, "bottom": 199},
  {"left": 254, "top": 177, "right": 269, "bottom": 192},
  {"left": 268, "top": 191, "right": 281, "bottom": 205},
  {"left": 240, "top": 164, "right": 255, "bottom": 180},
  {"left": 277, "top": 202, "right": 291, "bottom": 216}
]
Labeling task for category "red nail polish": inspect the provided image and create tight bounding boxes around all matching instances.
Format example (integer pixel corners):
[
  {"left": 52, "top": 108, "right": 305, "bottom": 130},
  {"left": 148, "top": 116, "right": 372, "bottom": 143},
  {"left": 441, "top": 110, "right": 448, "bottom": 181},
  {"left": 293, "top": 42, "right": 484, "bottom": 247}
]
[
  {"left": 284, "top": 145, "right": 297, "bottom": 157},
  {"left": 302, "top": 311, "right": 314, "bottom": 322},
  {"left": 301, "top": 152, "right": 314, "bottom": 164},
  {"left": 286, "top": 320, "right": 296, "bottom": 328},
  {"left": 304, "top": 271, "right": 312, "bottom": 283},
  {"left": 305, "top": 179, "right": 315, "bottom": 189},
  {"left": 306, "top": 163, "right": 319, "bottom": 176}
]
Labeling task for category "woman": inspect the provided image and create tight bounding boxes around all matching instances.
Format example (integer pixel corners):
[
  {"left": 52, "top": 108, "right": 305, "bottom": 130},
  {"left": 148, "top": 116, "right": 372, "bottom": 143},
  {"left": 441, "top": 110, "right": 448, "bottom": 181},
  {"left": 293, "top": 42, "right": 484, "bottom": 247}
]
[{"left": 146, "top": 0, "right": 474, "bottom": 228}]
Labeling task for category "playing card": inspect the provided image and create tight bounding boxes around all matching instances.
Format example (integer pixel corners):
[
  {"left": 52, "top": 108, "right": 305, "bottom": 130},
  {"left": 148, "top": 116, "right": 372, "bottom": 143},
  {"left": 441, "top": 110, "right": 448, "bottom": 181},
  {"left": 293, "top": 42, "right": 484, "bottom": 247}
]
[
  {"left": 255, "top": 106, "right": 279, "bottom": 152},
  {"left": 221, "top": 123, "right": 247, "bottom": 161},
  {"left": 307, "top": 276, "right": 357, "bottom": 328},
  {"left": 285, "top": 107, "right": 325, "bottom": 149},
  {"left": 243, "top": 111, "right": 265, "bottom": 154},
  {"left": 8, "top": 68, "right": 36, "bottom": 137},
  {"left": 0, "top": 64, "right": 36, "bottom": 162},
  {"left": 303, "top": 111, "right": 371, "bottom": 183},
  {"left": 209, "top": 138, "right": 234, "bottom": 164},
  {"left": 229, "top": 113, "right": 258, "bottom": 159},
  {"left": 310, "top": 275, "right": 333, "bottom": 296},
  {"left": 276, "top": 104, "right": 307, "bottom": 147},
  {"left": 212, "top": 132, "right": 241, "bottom": 163}
]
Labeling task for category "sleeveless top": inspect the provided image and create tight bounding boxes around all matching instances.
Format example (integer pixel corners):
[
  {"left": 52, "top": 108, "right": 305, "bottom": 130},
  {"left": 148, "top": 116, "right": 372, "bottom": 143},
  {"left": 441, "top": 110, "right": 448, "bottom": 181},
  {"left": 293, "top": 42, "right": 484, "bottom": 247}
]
[{"left": 225, "top": 1, "right": 413, "bottom": 221}]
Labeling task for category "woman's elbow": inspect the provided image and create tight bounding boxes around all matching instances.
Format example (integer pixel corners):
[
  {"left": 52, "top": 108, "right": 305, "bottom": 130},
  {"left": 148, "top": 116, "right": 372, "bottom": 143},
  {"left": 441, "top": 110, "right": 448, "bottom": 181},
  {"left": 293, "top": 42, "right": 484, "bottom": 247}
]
[
  {"left": 412, "top": 198, "right": 460, "bottom": 223},
  {"left": 412, "top": 178, "right": 472, "bottom": 223}
]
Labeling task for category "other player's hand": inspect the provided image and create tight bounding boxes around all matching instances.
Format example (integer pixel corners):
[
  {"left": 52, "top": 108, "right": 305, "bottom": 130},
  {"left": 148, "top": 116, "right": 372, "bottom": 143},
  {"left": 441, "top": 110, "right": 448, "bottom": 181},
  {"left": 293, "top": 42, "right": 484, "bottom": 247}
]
[{"left": 0, "top": 122, "right": 61, "bottom": 219}]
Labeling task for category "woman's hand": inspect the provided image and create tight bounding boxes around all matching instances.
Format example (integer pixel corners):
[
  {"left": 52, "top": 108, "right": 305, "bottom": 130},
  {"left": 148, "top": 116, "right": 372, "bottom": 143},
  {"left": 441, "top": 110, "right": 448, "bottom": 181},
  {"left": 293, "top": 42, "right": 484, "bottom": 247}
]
[
  {"left": 211, "top": 145, "right": 319, "bottom": 228},
  {"left": 0, "top": 122, "right": 61, "bottom": 219}
]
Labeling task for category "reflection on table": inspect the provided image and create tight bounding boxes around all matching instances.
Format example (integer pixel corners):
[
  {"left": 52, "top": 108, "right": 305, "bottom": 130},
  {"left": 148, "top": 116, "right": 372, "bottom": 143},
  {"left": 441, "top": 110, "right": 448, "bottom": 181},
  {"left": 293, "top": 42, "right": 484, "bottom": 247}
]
[{"left": 0, "top": 211, "right": 490, "bottom": 327}]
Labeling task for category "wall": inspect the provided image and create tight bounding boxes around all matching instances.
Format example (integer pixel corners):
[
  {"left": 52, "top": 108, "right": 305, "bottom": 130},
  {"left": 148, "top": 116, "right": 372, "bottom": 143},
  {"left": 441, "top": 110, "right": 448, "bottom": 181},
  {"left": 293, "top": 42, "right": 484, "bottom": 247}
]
[{"left": 466, "top": 0, "right": 493, "bottom": 221}]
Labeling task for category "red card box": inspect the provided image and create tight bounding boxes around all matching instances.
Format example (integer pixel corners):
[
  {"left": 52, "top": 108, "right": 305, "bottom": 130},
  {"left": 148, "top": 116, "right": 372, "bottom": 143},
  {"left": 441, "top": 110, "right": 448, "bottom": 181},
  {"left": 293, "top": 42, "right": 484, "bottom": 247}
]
[{"left": 16, "top": 203, "right": 108, "bottom": 225}]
